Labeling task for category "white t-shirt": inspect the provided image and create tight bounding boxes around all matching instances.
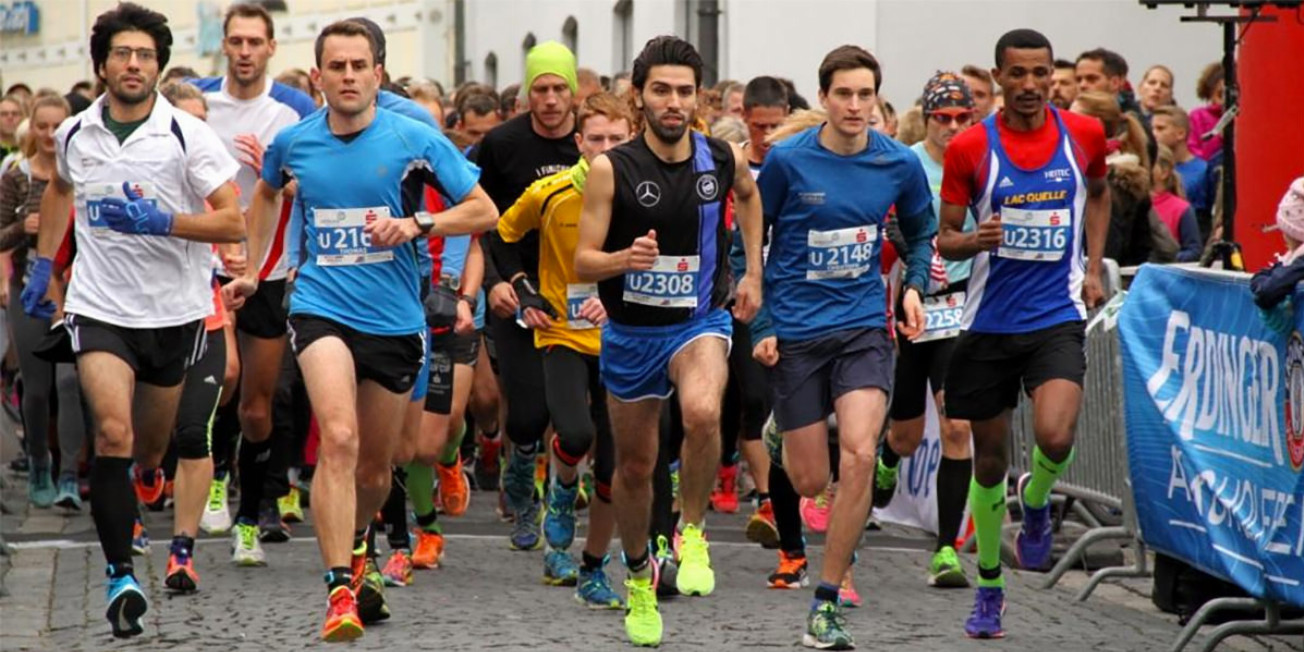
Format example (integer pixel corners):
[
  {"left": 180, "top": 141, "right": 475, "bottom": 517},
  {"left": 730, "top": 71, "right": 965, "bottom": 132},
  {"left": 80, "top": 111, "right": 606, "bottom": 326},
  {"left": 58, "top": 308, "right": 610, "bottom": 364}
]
[{"left": 56, "top": 94, "right": 239, "bottom": 328}]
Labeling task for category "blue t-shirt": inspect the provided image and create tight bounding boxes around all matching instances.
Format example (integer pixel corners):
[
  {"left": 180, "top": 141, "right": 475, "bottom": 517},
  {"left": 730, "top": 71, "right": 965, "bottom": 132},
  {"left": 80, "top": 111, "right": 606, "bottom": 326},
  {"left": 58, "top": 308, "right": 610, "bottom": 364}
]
[
  {"left": 910, "top": 141, "right": 973, "bottom": 286},
  {"left": 1175, "top": 156, "right": 1210, "bottom": 213},
  {"left": 756, "top": 127, "right": 936, "bottom": 342},
  {"left": 265, "top": 107, "right": 479, "bottom": 335}
]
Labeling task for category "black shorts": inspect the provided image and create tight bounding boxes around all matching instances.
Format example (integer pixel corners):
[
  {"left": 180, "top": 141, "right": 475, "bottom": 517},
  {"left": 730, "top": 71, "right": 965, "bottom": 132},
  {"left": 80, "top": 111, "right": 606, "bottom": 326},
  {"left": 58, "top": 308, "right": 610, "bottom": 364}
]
[
  {"left": 944, "top": 320, "right": 1086, "bottom": 422},
  {"left": 424, "top": 329, "right": 480, "bottom": 414},
  {"left": 287, "top": 314, "right": 425, "bottom": 394},
  {"left": 890, "top": 334, "right": 958, "bottom": 421},
  {"left": 64, "top": 313, "right": 206, "bottom": 387},
  {"left": 768, "top": 327, "right": 894, "bottom": 431},
  {"left": 234, "top": 278, "right": 288, "bottom": 339}
]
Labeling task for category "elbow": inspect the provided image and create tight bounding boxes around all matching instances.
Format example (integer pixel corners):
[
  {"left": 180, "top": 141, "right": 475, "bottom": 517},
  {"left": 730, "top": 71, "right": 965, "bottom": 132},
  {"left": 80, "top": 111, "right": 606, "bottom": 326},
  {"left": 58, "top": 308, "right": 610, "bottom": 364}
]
[
  {"left": 573, "top": 254, "right": 597, "bottom": 282},
  {"left": 474, "top": 198, "right": 500, "bottom": 233}
]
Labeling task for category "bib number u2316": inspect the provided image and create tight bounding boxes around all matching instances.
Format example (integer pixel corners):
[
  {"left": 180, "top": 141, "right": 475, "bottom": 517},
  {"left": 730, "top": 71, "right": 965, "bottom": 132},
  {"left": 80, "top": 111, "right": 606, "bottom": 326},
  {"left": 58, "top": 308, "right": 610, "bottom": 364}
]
[
  {"left": 997, "top": 207, "right": 1069, "bottom": 262},
  {"left": 313, "top": 206, "right": 394, "bottom": 267},
  {"left": 624, "top": 256, "right": 699, "bottom": 308},
  {"left": 806, "top": 225, "right": 877, "bottom": 280}
]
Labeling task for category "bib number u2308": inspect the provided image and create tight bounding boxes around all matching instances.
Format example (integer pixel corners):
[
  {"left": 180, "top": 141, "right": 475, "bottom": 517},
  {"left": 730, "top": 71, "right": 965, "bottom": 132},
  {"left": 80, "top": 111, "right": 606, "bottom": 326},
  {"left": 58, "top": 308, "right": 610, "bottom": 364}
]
[
  {"left": 917, "top": 291, "right": 965, "bottom": 343},
  {"left": 806, "top": 225, "right": 877, "bottom": 280},
  {"left": 85, "top": 182, "right": 159, "bottom": 236},
  {"left": 997, "top": 207, "right": 1069, "bottom": 262},
  {"left": 313, "top": 206, "right": 394, "bottom": 267},
  {"left": 624, "top": 256, "right": 699, "bottom": 309},
  {"left": 566, "top": 283, "right": 599, "bottom": 329}
]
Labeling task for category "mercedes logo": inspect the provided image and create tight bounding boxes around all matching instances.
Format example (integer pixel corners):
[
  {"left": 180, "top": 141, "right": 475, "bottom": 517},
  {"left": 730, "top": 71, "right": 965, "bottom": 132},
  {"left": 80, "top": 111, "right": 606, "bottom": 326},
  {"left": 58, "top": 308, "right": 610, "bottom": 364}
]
[{"left": 636, "top": 181, "right": 661, "bottom": 208}]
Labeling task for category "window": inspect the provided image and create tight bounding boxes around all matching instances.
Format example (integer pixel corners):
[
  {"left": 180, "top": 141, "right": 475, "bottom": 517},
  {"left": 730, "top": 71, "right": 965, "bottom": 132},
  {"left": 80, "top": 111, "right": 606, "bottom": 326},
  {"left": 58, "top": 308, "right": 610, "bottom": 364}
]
[
  {"left": 484, "top": 52, "right": 498, "bottom": 89},
  {"left": 679, "top": 0, "right": 719, "bottom": 86},
  {"left": 522, "top": 31, "right": 537, "bottom": 79},
  {"left": 613, "top": 0, "right": 633, "bottom": 74},
  {"left": 562, "top": 16, "right": 578, "bottom": 56}
]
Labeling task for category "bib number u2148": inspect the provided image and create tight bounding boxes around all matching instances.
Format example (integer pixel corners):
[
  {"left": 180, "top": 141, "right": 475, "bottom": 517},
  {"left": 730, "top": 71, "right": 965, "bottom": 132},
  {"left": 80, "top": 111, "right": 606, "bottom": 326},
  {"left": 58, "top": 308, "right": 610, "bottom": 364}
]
[
  {"left": 624, "top": 256, "right": 699, "bottom": 309},
  {"left": 997, "top": 208, "right": 1069, "bottom": 262},
  {"left": 313, "top": 206, "right": 394, "bottom": 267},
  {"left": 806, "top": 225, "right": 877, "bottom": 280}
]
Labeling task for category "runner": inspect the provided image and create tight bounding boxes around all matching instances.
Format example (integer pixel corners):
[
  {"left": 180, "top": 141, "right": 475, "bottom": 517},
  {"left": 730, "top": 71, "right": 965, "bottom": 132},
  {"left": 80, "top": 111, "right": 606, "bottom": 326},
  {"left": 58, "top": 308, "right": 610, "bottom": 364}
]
[
  {"left": 878, "top": 71, "right": 977, "bottom": 590},
  {"left": 752, "top": 45, "right": 935, "bottom": 649},
  {"left": 24, "top": 3, "right": 243, "bottom": 637},
  {"left": 224, "top": 20, "right": 496, "bottom": 641},
  {"left": 190, "top": 2, "right": 317, "bottom": 559},
  {"left": 937, "top": 28, "right": 1109, "bottom": 639},
  {"left": 574, "top": 36, "right": 763, "bottom": 647},
  {"left": 492, "top": 91, "right": 629, "bottom": 607}
]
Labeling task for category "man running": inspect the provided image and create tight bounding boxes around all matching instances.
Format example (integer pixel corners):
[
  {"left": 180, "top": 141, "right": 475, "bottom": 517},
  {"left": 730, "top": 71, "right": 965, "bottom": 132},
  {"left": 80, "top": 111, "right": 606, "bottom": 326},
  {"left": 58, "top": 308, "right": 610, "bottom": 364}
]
[
  {"left": 938, "top": 28, "right": 1109, "bottom": 639},
  {"left": 575, "top": 36, "right": 763, "bottom": 647},
  {"left": 493, "top": 91, "right": 631, "bottom": 607},
  {"left": 24, "top": 3, "right": 243, "bottom": 637},
  {"left": 225, "top": 20, "right": 496, "bottom": 641},
  {"left": 753, "top": 45, "right": 935, "bottom": 649}
]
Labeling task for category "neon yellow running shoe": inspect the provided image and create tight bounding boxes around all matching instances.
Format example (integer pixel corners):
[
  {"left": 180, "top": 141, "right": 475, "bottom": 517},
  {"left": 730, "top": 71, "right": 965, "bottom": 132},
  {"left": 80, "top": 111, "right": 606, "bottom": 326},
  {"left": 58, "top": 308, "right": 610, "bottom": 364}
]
[
  {"left": 676, "top": 524, "right": 714, "bottom": 596},
  {"left": 624, "top": 575, "right": 662, "bottom": 647}
]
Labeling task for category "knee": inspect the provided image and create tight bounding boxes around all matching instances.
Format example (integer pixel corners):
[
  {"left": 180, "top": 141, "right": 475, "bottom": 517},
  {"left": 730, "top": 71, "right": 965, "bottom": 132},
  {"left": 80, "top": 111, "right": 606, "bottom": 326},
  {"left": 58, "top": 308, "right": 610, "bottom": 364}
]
[
  {"left": 505, "top": 407, "right": 548, "bottom": 446},
  {"left": 938, "top": 421, "right": 972, "bottom": 452},
  {"left": 680, "top": 401, "right": 721, "bottom": 440},
  {"left": 1035, "top": 432, "right": 1075, "bottom": 461},
  {"left": 238, "top": 399, "right": 273, "bottom": 438},
  {"left": 391, "top": 440, "right": 415, "bottom": 466},
  {"left": 616, "top": 454, "right": 655, "bottom": 486},
  {"left": 840, "top": 444, "right": 877, "bottom": 478},
  {"left": 972, "top": 451, "right": 1008, "bottom": 485},
  {"left": 318, "top": 423, "right": 358, "bottom": 461},
  {"left": 355, "top": 460, "right": 391, "bottom": 494},
  {"left": 789, "top": 468, "right": 830, "bottom": 498},
  {"left": 553, "top": 425, "right": 595, "bottom": 467},
  {"left": 888, "top": 421, "right": 925, "bottom": 457},
  {"left": 95, "top": 419, "right": 132, "bottom": 455},
  {"left": 175, "top": 426, "right": 210, "bottom": 460}
]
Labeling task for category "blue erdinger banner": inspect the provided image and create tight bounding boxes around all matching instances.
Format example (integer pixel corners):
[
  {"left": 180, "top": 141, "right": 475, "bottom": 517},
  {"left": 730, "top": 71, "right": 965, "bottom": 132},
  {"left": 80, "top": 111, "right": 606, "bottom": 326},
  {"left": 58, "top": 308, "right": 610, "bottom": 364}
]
[{"left": 1120, "top": 265, "right": 1304, "bottom": 607}]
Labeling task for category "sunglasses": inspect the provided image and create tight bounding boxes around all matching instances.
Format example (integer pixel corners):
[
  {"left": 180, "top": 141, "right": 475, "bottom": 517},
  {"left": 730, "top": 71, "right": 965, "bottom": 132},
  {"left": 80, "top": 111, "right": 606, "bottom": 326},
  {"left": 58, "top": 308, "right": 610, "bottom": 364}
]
[{"left": 929, "top": 112, "right": 974, "bottom": 126}]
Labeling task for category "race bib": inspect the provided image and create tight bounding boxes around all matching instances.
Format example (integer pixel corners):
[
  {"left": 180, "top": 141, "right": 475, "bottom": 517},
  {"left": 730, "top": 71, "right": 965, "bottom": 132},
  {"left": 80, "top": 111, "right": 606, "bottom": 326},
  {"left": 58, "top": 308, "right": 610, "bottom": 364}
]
[
  {"left": 566, "top": 283, "right": 598, "bottom": 330},
  {"left": 84, "top": 182, "right": 158, "bottom": 236},
  {"left": 312, "top": 206, "right": 394, "bottom": 267},
  {"left": 806, "top": 225, "right": 877, "bottom": 280},
  {"left": 997, "top": 207, "right": 1069, "bottom": 262},
  {"left": 624, "top": 256, "right": 699, "bottom": 308},
  {"left": 917, "top": 291, "right": 966, "bottom": 343}
]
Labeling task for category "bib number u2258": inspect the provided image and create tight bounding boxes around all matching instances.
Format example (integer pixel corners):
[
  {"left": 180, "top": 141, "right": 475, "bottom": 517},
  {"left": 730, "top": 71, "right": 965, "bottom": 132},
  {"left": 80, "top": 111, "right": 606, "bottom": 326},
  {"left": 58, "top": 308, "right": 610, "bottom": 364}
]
[
  {"left": 997, "top": 207, "right": 1069, "bottom": 262},
  {"left": 624, "top": 256, "right": 699, "bottom": 309},
  {"left": 917, "top": 291, "right": 965, "bottom": 343},
  {"left": 806, "top": 225, "right": 877, "bottom": 280},
  {"left": 85, "top": 182, "right": 159, "bottom": 236},
  {"left": 313, "top": 206, "right": 394, "bottom": 267}
]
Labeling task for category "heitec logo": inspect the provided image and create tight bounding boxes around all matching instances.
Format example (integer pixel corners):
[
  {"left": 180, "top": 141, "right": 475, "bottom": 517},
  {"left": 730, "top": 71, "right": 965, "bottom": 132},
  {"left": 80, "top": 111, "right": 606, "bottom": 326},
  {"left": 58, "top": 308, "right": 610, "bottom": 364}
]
[{"left": 1284, "top": 332, "right": 1304, "bottom": 471}]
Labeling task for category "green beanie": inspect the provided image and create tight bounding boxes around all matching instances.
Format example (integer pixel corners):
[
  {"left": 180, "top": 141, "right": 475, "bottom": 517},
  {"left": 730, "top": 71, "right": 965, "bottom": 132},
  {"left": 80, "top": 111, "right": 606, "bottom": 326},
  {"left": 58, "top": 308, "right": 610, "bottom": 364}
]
[{"left": 525, "top": 41, "right": 578, "bottom": 95}]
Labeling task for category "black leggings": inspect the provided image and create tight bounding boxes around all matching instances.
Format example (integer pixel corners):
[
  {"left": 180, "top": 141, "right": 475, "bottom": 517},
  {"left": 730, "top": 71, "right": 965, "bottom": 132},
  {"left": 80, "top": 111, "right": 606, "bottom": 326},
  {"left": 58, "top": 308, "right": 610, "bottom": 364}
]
[
  {"left": 650, "top": 400, "right": 686, "bottom": 544},
  {"left": 541, "top": 347, "right": 613, "bottom": 499},
  {"left": 721, "top": 318, "right": 770, "bottom": 464},
  {"left": 173, "top": 331, "right": 225, "bottom": 459},
  {"left": 490, "top": 314, "right": 549, "bottom": 450}
]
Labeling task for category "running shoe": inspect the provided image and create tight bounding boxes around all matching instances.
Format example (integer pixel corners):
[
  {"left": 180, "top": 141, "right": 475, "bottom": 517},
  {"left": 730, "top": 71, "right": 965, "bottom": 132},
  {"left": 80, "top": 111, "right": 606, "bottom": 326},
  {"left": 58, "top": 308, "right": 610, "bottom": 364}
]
[
  {"left": 231, "top": 520, "right": 267, "bottom": 566},
  {"left": 543, "top": 548, "right": 580, "bottom": 586},
  {"left": 321, "top": 586, "right": 364, "bottom": 642},
  {"left": 624, "top": 574, "right": 662, "bottom": 647},
  {"left": 381, "top": 549, "right": 414, "bottom": 587},
  {"left": 437, "top": 455, "right": 471, "bottom": 516},
  {"left": 278, "top": 486, "right": 305, "bottom": 524},
  {"left": 675, "top": 524, "right": 714, "bottom": 597},
  {"left": 710, "top": 464, "right": 740, "bottom": 513},
  {"left": 354, "top": 555, "right": 390, "bottom": 624},
  {"left": 131, "top": 517, "right": 149, "bottom": 555},
  {"left": 258, "top": 503, "right": 291, "bottom": 543},
  {"left": 576, "top": 472, "right": 594, "bottom": 512},
  {"left": 745, "top": 500, "right": 780, "bottom": 549},
  {"left": 543, "top": 479, "right": 578, "bottom": 550},
  {"left": 54, "top": 472, "right": 82, "bottom": 511},
  {"left": 510, "top": 499, "right": 542, "bottom": 551},
  {"left": 1015, "top": 472, "right": 1054, "bottom": 571},
  {"left": 410, "top": 528, "right": 445, "bottom": 569},
  {"left": 928, "top": 546, "right": 970, "bottom": 588},
  {"left": 27, "top": 458, "right": 55, "bottom": 508},
  {"left": 800, "top": 484, "right": 835, "bottom": 533},
  {"left": 873, "top": 457, "right": 898, "bottom": 509},
  {"left": 767, "top": 550, "right": 809, "bottom": 589},
  {"left": 576, "top": 559, "right": 624, "bottom": 609},
  {"left": 132, "top": 466, "right": 165, "bottom": 507},
  {"left": 839, "top": 572, "right": 862, "bottom": 608},
  {"left": 502, "top": 449, "right": 536, "bottom": 519},
  {"left": 165, "top": 549, "right": 199, "bottom": 593},
  {"left": 653, "top": 535, "right": 679, "bottom": 598},
  {"left": 104, "top": 568, "right": 147, "bottom": 639},
  {"left": 201, "top": 475, "right": 232, "bottom": 534},
  {"left": 963, "top": 586, "right": 1006, "bottom": 639},
  {"left": 474, "top": 432, "right": 502, "bottom": 491},
  {"left": 534, "top": 452, "right": 548, "bottom": 500},
  {"left": 804, "top": 600, "right": 854, "bottom": 650}
]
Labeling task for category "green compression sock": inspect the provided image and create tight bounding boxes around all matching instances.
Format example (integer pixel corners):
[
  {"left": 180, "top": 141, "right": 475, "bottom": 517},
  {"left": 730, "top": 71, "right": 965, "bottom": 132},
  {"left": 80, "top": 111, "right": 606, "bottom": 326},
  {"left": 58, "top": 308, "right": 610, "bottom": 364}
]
[
  {"left": 969, "top": 477, "right": 1007, "bottom": 589},
  {"left": 1023, "top": 446, "right": 1075, "bottom": 509},
  {"left": 439, "top": 421, "right": 468, "bottom": 466},
  {"left": 405, "top": 462, "right": 437, "bottom": 526}
]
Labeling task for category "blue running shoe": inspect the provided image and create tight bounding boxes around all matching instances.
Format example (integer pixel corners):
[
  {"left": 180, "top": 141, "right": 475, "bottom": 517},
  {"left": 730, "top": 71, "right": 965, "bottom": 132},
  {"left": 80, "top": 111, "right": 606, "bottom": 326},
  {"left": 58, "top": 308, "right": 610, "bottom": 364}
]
[
  {"left": 576, "top": 559, "right": 624, "bottom": 610},
  {"left": 27, "top": 457, "right": 56, "bottom": 508},
  {"left": 543, "top": 480, "right": 578, "bottom": 550},
  {"left": 131, "top": 517, "right": 150, "bottom": 555},
  {"left": 1015, "top": 472, "right": 1053, "bottom": 570},
  {"left": 502, "top": 449, "right": 536, "bottom": 519},
  {"left": 964, "top": 586, "right": 1006, "bottom": 639},
  {"left": 510, "top": 499, "right": 542, "bottom": 551},
  {"left": 54, "top": 472, "right": 82, "bottom": 511},
  {"left": 105, "top": 568, "right": 147, "bottom": 638},
  {"left": 543, "top": 548, "right": 579, "bottom": 586}
]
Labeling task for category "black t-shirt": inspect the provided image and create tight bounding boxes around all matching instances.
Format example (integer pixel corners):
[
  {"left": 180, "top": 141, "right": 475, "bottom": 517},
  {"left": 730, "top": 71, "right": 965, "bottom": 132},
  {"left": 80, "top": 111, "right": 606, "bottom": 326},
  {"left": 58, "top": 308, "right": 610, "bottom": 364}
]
[
  {"left": 600, "top": 132, "right": 736, "bottom": 327},
  {"left": 474, "top": 112, "right": 579, "bottom": 285}
]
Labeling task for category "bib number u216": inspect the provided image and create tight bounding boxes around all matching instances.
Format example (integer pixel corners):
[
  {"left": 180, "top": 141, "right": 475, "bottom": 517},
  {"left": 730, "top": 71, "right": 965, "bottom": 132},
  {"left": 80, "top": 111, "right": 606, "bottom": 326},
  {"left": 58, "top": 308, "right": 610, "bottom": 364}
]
[
  {"left": 624, "top": 256, "right": 699, "bottom": 309},
  {"left": 997, "top": 207, "right": 1069, "bottom": 262},
  {"left": 313, "top": 206, "right": 394, "bottom": 267},
  {"left": 806, "top": 225, "right": 877, "bottom": 280}
]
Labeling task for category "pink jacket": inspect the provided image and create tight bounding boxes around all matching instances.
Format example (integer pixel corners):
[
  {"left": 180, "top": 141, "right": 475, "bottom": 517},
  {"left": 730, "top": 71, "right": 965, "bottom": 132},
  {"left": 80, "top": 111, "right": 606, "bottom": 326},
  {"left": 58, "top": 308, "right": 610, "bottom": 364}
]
[{"left": 1188, "top": 104, "right": 1223, "bottom": 161}]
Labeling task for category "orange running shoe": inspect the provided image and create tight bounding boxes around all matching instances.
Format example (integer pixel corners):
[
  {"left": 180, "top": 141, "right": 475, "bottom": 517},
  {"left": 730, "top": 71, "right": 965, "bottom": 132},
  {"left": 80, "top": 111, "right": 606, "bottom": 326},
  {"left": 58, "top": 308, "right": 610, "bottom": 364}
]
[
  {"left": 437, "top": 456, "right": 470, "bottom": 517},
  {"left": 133, "top": 467, "right": 165, "bottom": 506},
  {"left": 766, "top": 550, "right": 809, "bottom": 589},
  {"left": 381, "top": 550, "right": 413, "bottom": 587},
  {"left": 410, "top": 529, "right": 445, "bottom": 569},
  {"left": 321, "top": 586, "right": 364, "bottom": 642},
  {"left": 164, "top": 551, "right": 199, "bottom": 592},
  {"left": 745, "top": 500, "right": 780, "bottom": 549},
  {"left": 709, "top": 464, "right": 740, "bottom": 514}
]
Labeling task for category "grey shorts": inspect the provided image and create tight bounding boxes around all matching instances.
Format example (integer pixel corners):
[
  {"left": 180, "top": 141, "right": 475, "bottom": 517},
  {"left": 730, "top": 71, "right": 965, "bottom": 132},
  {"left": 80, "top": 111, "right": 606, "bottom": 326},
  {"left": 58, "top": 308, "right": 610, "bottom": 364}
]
[{"left": 768, "top": 327, "right": 894, "bottom": 431}]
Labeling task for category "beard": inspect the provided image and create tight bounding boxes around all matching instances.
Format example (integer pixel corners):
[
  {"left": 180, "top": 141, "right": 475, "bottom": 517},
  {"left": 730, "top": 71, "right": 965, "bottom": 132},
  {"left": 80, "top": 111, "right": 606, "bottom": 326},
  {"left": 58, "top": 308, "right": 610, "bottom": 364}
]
[
  {"left": 643, "top": 104, "right": 688, "bottom": 144},
  {"left": 110, "top": 77, "right": 155, "bottom": 106}
]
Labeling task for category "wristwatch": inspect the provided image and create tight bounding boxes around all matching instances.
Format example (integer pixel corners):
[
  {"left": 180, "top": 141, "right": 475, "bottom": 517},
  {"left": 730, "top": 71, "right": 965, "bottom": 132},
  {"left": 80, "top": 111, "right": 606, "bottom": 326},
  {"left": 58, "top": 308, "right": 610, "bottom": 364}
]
[
  {"left": 412, "top": 211, "right": 436, "bottom": 234},
  {"left": 458, "top": 292, "right": 479, "bottom": 312}
]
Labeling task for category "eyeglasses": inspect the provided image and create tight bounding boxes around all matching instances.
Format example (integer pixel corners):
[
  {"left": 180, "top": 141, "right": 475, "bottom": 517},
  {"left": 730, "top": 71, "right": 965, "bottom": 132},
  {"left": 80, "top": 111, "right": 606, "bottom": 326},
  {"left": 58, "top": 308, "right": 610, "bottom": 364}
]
[
  {"left": 108, "top": 46, "right": 158, "bottom": 63},
  {"left": 929, "top": 112, "right": 974, "bottom": 126}
]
